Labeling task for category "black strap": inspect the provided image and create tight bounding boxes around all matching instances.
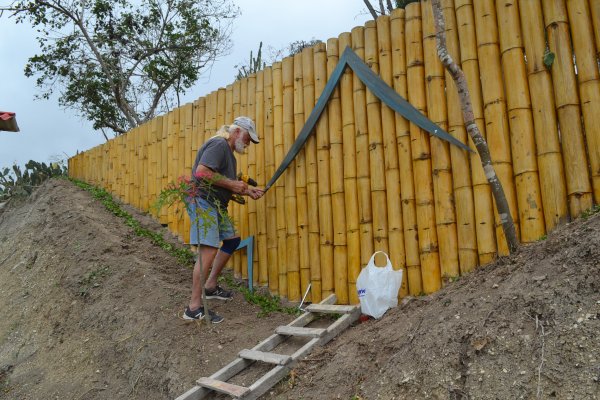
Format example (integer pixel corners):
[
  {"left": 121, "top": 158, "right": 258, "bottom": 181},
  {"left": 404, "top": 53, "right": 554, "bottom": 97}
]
[{"left": 265, "top": 46, "right": 472, "bottom": 190}]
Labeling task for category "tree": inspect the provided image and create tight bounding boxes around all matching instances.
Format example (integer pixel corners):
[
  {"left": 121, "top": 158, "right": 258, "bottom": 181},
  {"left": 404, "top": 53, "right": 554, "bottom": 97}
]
[
  {"left": 0, "top": 0, "right": 239, "bottom": 136},
  {"left": 430, "top": 0, "right": 519, "bottom": 253}
]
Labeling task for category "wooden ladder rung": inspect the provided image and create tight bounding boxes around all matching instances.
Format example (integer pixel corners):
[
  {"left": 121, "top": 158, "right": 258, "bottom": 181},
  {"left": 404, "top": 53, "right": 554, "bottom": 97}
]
[
  {"left": 239, "top": 349, "right": 291, "bottom": 365},
  {"left": 196, "top": 377, "right": 250, "bottom": 398},
  {"left": 276, "top": 325, "right": 326, "bottom": 338},
  {"left": 305, "top": 304, "right": 358, "bottom": 314}
]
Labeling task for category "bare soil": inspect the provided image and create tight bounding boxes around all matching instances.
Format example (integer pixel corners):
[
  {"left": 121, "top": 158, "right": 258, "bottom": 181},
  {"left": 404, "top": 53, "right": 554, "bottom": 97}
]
[{"left": 1, "top": 178, "right": 599, "bottom": 399}]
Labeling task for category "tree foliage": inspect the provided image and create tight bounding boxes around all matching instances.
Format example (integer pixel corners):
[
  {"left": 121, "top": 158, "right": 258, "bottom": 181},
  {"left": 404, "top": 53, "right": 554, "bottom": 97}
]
[
  {"left": 0, "top": 160, "right": 67, "bottom": 201},
  {"left": 1, "top": 0, "right": 239, "bottom": 135}
]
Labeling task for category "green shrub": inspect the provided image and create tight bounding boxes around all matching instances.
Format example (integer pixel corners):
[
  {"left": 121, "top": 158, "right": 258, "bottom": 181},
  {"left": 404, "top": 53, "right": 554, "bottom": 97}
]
[{"left": 0, "top": 160, "right": 67, "bottom": 201}]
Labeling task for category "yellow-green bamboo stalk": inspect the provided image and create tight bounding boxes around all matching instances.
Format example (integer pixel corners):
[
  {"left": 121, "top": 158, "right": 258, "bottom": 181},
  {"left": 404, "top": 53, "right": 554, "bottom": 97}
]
[
  {"left": 391, "top": 9, "right": 422, "bottom": 294},
  {"left": 406, "top": 2, "right": 441, "bottom": 293},
  {"left": 454, "top": 0, "right": 497, "bottom": 264},
  {"left": 247, "top": 74, "right": 258, "bottom": 281},
  {"left": 567, "top": 0, "right": 600, "bottom": 204},
  {"left": 327, "top": 37, "right": 349, "bottom": 305},
  {"left": 496, "top": 0, "right": 546, "bottom": 242},
  {"left": 239, "top": 79, "right": 250, "bottom": 279},
  {"left": 422, "top": 0, "right": 460, "bottom": 280},
  {"left": 271, "top": 63, "right": 288, "bottom": 295},
  {"left": 543, "top": 0, "right": 593, "bottom": 216},
  {"left": 302, "top": 46, "right": 320, "bottom": 303},
  {"left": 293, "top": 52, "right": 307, "bottom": 300},
  {"left": 591, "top": 0, "right": 600, "bottom": 58},
  {"left": 519, "top": 0, "right": 568, "bottom": 230},
  {"left": 231, "top": 83, "right": 243, "bottom": 278},
  {"left": 351, "top": 26, "right": 375, "bottom": 274},
  {"left": 255, "top": 70, "right": 268, "bottom": 288},
  {"left": 337, "top": 32, "right": 361, "bottom": 304},
  {"left": 216, "top": 88, "right": 226, "bottom": 128}
]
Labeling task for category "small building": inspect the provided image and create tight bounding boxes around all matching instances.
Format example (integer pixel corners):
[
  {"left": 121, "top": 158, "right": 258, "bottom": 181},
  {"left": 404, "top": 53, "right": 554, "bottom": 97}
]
[{"left": 0, "top": 111, "right": 20, "bottom": 132}]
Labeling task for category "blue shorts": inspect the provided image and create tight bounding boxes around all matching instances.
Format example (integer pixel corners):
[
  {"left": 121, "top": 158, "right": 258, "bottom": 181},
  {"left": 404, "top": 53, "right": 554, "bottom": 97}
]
[{"left": 186, "top": 197, "right": 236, "bottom": 247}]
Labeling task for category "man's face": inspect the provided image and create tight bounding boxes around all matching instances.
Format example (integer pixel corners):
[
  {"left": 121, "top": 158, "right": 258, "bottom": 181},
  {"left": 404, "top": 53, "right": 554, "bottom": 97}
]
[{"left": 233, "top": 128, "right": 250, "bottom": 154}]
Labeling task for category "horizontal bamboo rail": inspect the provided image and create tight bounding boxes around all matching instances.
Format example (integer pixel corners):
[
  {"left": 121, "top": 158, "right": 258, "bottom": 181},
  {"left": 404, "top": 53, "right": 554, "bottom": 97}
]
[{"left": 69, "top": 2, "right": 598, "bottom": 304}]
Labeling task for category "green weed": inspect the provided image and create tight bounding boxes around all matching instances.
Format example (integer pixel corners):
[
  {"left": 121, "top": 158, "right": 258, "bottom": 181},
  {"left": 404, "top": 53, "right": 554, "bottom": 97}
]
[
  {"left": 581, "top": 204, "right": 600, "bottom": 219},
  {"left": 78, "top": 265, "right": 110, "bottom": 296}
]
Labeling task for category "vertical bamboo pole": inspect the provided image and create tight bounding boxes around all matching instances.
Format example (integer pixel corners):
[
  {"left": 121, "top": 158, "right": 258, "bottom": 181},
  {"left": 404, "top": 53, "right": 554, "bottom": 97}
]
[
  {"left": 351, "top": 26, "right": 375, "bottom": 272},
  {"left": 265, "top": 66, "right": 281, "bottom": 289},
  {"left": 567, "top": 0, "right": 600, "bottom": 204},
  {"left": 327, "top": 38, "right": 349, "bottom": 304},
  {"left": 496, "top": 0, "right": 546, "bottom": 242},
  {"left": 231, "top": 84, "right": 243, "bottom": 278},
  {"left": 217, "top": 88, "right": 226, "bottom": 128},
  {"left": 440, "top": 0, "right": 478, "bottom": 273},
  {"left": 239, "top": 79, "right": 250, "bottom": 279},
  {"left": 591, "top": 0, "right": 600, "bottom": 57},
  {"left": 314, "top": 42, "right": 334, "bottom": 300},
  {"left": 149, "top": 117, "right": 160, "bottom": 219},
  {"left": 271, "top": 64, "right": 288, "bottom": 295},
  {"left": 255, "top": 70, "right": 268, "bottom": 288},
  {"left": 283, "top": 57, "right": 300, "bottom": 298},
  {"left": 132, "top": 128, "right": 140, "bottom": 209},
  {"left": 405, "top": 3, "right": 441, "bottom": 293},
  {"left": 519, "top": 0, "right": 568, "bottom": 230},
  {"left": 293, "top": 53, "right": 307, "bottom": 300},
  {"left": 302, "top": 47, "right": 321, "bottom": 303},
  {"left": 454, "top": 0, "right": 497, "bottom": 264},
  {"left": 247, "top": 75, "right": 258, "bottom": 281},
  {"left": 543, "top": 1, "right": 594, "bottom": 215},
  {"left": 422, "top": 0, "right": 460, "bottom": 280},
  {"left": 338, "top": 33, "right": 361, "bottom": 304},
  {"left": 391, "top": 9, "right": 422, "bottom": 295},
  {"left": 364, "top": 20, "right": 390, "bottom": 261},
  {"left": 473, "top": 0, "right": 520, "bottom": 254},
  {"left": 182, "top": 103, "right": 194, "bottom": 241},
  {"left": 141, "top": 123, "right": 149, "bottom": 212},
  {"left": 224, "top": 85, "right": 236, "bottom": 263},
  {"left": 376, "top": 15, "right": 408, "bottom": 296}
]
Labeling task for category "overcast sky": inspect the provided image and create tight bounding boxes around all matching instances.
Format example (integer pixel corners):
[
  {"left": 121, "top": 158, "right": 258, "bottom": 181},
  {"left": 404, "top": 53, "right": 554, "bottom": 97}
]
[{"left": 0, "top": 0, "right": 371, "bottom": 168}]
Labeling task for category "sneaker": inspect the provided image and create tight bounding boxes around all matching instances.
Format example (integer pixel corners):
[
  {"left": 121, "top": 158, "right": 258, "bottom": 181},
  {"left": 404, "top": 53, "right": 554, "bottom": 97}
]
[
  {"left": 204, "top": 285, "right": 233, "bottom": 301},
  {"left": 183, "top": 306, "right": 224, "bottom": 324}
]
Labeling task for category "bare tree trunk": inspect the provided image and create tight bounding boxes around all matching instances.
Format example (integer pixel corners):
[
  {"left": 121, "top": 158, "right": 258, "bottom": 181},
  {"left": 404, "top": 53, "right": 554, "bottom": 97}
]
[
  {"left": 363, "top": 0, "right": 378, "bottom": 19},
  {"left": 378, "top": 0, "right": 385, "bottom": 15},
  {"left": 386, "top": 0, "right": 394, "bottom": 13},
  {"left": 430, "top": 0, "right": 519, "bottom": 254}
]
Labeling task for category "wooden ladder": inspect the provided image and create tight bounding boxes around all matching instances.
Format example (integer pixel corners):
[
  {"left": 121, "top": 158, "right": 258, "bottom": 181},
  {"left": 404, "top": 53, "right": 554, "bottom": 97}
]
[{"left": 176, "top": 294, "right": 360, "bottom": 400}]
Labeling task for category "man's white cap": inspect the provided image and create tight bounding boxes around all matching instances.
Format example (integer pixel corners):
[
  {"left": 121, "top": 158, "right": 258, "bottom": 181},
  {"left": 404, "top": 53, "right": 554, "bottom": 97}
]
[{"left": 233, "top": 116, "right": 259, "bottom": 144}]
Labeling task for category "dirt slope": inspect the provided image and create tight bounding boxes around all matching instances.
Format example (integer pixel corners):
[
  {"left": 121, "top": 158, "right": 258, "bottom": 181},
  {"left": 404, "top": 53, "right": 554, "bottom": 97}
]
[{"left": 1, "top": 178, "right": 599, "bottom": 399}]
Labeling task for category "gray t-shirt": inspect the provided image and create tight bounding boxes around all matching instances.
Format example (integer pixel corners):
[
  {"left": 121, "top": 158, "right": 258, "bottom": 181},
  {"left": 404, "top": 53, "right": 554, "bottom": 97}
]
[{"left": 192, "top": 137, "right": 237, "bottom": 207}]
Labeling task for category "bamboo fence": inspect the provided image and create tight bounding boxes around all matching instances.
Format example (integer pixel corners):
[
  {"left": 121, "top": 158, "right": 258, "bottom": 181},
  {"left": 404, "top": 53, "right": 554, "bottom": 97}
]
[{"left": 70, "top": 0, "right": 599, "bottom": 304}]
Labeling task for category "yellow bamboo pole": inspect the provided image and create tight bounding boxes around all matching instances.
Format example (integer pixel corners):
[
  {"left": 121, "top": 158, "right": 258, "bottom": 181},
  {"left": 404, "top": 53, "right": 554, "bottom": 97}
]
[
  {"left": 473, "top": 0, "right": 520, "bottom": 254},
  {"left": 314, "top": 42, "right": 334, "bottom": 300},
  {"left": 364, "top": 20, "right": 390, "bottom": 261},
  {"left": 141, "top": 123, "right": 150, "bottom": 212},
  {"left": 132, "top": 127, "right": 140, "bottom": 210},
  {"left": 255, "top": 70, "right": 268, "bottom": 288},
  {"left": 302, "top": 47, "right": 320, "bottom": 303},
  {"left": 327, "top": 37, "right": 349, "bottom": 304},
  {"left": 230, "top": 83, "right": 242, "bottom": 277},
  {"left": 265, "top": 66, "right": 281, "bottom": 289},
  {"left": 591, "top": 0, "right": 600, "bottom": 57},
  {"left": 543, "top": 1, "right": 594, "bottom": 216},
  {"left": 216, "top": 88, "right": 226, "bottom": 128},
  {"left": 405, "top": 3, "right": 441, "bottom": 293},
  {"left": 391, "top": 9, "right": 422, "bottom": 294},
  {"left": 351, "top": 26, "right": 375, "bottom": 274},
  {"left": 422, "top": 0, "right": 460, "bottom": 280},
  {"left": 337, "top": 32, "right": 361, "bottom": 304},
  {"left": 496, "top": 0, "right": 546, "bottom": 242},
  {"left": 567, "top": 0, "right": 600, "bottom": 204},
  {"left": 283, "top": 57, "right": 300, "bottom": 298},
  {"left": 519, "top": 0, "right": 568, "bottom": 230},
  {"left": 454, "top": 0, "right": 497, "bottom": 264},
  {"left": 294, "top": 52, "right": 308, "bottom": 301},
  {"left": 225, "top": 85, "right": 236, "bottom": 265},
  {"left": 182, "top": 103, "right": 193, "bottom": 240},
  {"left": 239, "top": 79, "right": 250, "bottom": 279},
  {"left": 272, "top": 63, "right": 288, "bottom": 295},
  {"left": 247, "top": 75, "right": 258, "bottom": 281},
  {"left": 148, "top": 117, "right": 158, "bottom": 218},
  {"left": 376, "top": 15, "right": 408, "bottom": 296},
  {"left": 439, "top": 0, "right": 478, "bottom": 273}
]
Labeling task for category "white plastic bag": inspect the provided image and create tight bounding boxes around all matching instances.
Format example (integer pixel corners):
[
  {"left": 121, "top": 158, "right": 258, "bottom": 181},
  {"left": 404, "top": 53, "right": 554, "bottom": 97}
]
[{"left": 356, "top": 251, "right": 403, "bottom": 319}]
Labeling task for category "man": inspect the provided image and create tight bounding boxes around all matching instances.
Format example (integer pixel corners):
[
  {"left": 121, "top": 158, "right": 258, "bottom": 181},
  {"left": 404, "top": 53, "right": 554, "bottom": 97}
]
[{"left": 184, "top": 116, "right": 264, "bottom": 323}]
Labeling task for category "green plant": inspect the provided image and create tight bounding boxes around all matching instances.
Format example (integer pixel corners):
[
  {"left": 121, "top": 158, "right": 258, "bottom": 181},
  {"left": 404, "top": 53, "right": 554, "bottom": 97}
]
[
  {"left": 581, "top": 204, "right": 600, "bottom": 219},
  {"left": 0, "top": 160, "right": 67, "bottom": 201},
  {"left": 538, "top": 234, "right": 548, "bottom": 241},
  {"left": 543, "top": 49, "right": 555, "bottom": 69},
  {"left": 78, "top": 265, "right": 111, "bottom": 296},
  {"left": 235, "top": 41, "right": 266, "bottom": 80}
]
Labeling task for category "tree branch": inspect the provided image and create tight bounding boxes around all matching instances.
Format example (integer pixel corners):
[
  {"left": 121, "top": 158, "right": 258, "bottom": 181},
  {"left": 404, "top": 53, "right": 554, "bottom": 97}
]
[{"left": 362, "top": 0, "right": 379, "bottom": 19}]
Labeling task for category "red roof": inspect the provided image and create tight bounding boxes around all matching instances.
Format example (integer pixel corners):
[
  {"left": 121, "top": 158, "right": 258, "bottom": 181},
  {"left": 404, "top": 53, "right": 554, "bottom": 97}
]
[{"left": 0, "top": 111, "right": 20, "bottom": 132}]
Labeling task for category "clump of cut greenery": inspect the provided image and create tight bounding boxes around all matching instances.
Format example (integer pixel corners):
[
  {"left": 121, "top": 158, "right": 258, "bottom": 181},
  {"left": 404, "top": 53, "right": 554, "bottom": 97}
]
[
  {"left": 71, "top": 178, "right": 195, "bottom": 265},
  {"left": 0, "top": 160, "right": 67, "bottom": 201}
]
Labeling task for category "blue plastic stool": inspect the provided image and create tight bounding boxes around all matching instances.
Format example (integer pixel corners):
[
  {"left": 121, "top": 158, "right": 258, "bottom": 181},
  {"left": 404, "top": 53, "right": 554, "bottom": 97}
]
[{"left": 235, "top": 235, "right": 254, "bottom": 292}]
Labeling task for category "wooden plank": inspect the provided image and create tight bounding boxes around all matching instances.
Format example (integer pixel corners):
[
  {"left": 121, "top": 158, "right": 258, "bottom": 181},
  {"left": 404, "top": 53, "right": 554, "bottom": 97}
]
[
  {"left": 276, "top": 326, "right": 326, "bottom": 338},
  {"left": 305, "top": 304, "right": 358, "bottom": 314},
  {"left": 196, "top": 377, "right": 249, "bottom": 398},
  {"left": 239, "top": 349, "right": 291, "bottom": 365},
  {"left": 245, "top": 366, "right": 290, "bottom": 400},
  {"left": 320, "top": 307, "right": 361, "bottom": 345},
  {"left": 290, "top": 337, "right": 320, "bottom": 362}
]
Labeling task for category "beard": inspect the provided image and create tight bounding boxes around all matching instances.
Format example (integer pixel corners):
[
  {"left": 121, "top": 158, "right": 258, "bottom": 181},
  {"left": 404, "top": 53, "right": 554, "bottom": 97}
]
[{"left": 234, "top": 136, "right": 247, "bottom": 154}]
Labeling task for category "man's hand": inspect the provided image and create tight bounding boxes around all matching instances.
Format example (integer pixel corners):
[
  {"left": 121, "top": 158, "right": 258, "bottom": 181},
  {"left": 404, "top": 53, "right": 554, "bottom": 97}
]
[
  {"left": 229, "top": 179, "right": 248, "bottom": 194},
  {"left": 245, "top": 187, "right": 265, "bottom": 200}
]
